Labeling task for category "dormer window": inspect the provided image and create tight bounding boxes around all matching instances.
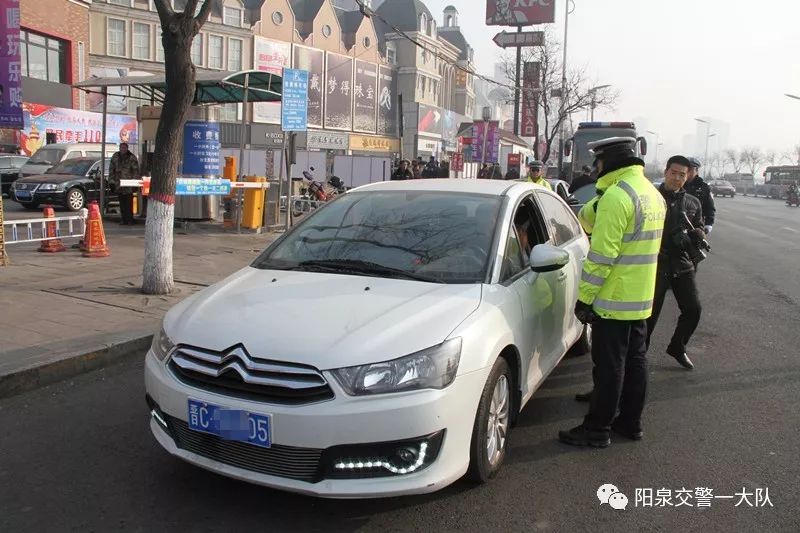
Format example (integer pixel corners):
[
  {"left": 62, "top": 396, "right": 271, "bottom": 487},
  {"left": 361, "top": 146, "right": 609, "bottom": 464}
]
[{"left": 420, "top": 13, "right": 427, "bottom": 32}]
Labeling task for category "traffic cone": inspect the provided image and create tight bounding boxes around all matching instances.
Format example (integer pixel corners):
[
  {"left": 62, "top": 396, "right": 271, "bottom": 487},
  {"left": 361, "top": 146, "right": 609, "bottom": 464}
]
[
  {"left": 38, "top": 206, "right": 66, "bottom": 253},
  {"left": 82, "top": 202, "right": 110, "bottom": 258}
]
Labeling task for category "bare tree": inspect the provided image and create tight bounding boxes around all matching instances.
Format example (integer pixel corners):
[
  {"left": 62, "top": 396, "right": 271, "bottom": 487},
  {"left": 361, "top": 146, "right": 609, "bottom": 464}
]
[
  {"left": 144, "top": 0, "right": 212, "bottom": 295},
  {"left": 764, "top": 150, "right": 779, "bottom": 166},
  {"left": 500, "top": 30, "right": 619, "bottom": 163},
  {"left": 709, "top": 152, "right": 726, "bottom": 179},
  {"left": 787, "top": 144, "right": 800, "bottom": 165},
  {"left": 740, "top": 147, "right": 764, "bottom": 177},
  {"left": 724, "top": 148, "right": 744, "bottom": 173}
]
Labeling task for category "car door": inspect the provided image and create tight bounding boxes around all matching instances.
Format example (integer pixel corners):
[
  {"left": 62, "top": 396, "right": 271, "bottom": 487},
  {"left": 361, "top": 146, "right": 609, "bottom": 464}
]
[
  {"left": 85, "top": 161, "right": 102, "bottom": 201},
  {"left": 535, "top": 191, "right": 590, "bottom": 358},
  {"left": 501, "top": 195, "right": 562, "bottom": 397}
]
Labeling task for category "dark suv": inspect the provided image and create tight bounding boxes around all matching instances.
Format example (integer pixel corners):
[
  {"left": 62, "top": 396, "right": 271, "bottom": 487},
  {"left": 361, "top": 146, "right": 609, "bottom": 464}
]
[
  {"left": 0, "top": 155, "right": 29, "bottom": 196},
  {"left": 11, "top": 157, "right": 114, "bottom": 211}
]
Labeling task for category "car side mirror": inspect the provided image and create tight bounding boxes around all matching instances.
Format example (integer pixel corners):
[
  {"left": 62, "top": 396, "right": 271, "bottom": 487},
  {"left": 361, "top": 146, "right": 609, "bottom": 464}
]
[
  {"left": 638, "top": 136, "right": 648, "bottom": 157},
  {"left": 530, "top": 243, "right": 570, "bottom": 273},
  {"left": 567, "top": 195, "right": 579, "bottom": 206}
]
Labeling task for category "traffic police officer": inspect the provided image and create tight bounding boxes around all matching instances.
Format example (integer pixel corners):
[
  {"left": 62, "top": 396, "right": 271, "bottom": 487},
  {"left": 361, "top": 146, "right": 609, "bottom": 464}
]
[
  {"left": 685, "top": 157, "right": 716, "bottom": 234},
  {"left": 559, "top": 137, "right": 666, "bottom": 447},
  {"left": 526, "top": 161, "right": 553, "bottom": 190}
]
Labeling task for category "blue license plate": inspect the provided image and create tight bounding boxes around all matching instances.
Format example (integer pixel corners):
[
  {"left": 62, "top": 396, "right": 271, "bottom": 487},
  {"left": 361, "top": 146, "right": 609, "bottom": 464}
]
[
  {"left": 15, "top": 190, "right": 30, "bottom": 200},
  {"left": 187, "top": 399, "right": 272, "bottom": 448}
]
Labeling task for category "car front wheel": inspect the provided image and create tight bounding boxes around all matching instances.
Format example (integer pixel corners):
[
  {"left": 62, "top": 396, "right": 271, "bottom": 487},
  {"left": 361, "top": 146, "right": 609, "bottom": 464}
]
[
  {"left": 468, "top": 357, "right": 512, "bottom": 483},
  {"left": 65, "top": 187, "right": 85, "bottom": 211}
]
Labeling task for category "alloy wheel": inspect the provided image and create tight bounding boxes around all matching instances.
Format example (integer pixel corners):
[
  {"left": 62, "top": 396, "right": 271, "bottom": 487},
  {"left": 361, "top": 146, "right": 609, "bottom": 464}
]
[
  {"left": 67, "top": 189, "right": 85, "bottom": 211},
  {"left": 486, "top": 374, "right": 510, "bottom": 467}
]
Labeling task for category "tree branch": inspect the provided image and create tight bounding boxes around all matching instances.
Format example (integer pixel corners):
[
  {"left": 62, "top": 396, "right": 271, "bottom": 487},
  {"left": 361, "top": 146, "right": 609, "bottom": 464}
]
[
  {"left": 194, "top": 0, "right": 213, "bottom": 30},
  {"left": 153, "top": 0, "right": 174, "bottom": 22}
]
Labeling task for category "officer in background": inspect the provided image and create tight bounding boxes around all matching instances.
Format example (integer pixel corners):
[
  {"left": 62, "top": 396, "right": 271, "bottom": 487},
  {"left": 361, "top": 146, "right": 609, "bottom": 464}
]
[
  {"left": 108, "top": 142, "right": 140, "bottom": 225},
  {"left": 685, "top": 157, "right": 716, "bottom": 234},
  {"left": 559, "top": 137, "right": 666, "bottom": 447},
  {"left": 526, "top": 160, "right": 553, "bottom": 190}
]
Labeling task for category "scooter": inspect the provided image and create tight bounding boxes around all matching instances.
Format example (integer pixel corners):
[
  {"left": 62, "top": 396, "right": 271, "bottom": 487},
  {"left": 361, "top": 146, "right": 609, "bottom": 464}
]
[{"left": 786, "top": 189, "right": 800, "bottom": 207}]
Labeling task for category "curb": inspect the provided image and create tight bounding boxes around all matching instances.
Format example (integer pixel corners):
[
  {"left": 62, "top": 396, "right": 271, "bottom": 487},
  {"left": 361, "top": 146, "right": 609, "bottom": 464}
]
[{"left": 0, "top": 334, "right": 153, "bottom": 399}]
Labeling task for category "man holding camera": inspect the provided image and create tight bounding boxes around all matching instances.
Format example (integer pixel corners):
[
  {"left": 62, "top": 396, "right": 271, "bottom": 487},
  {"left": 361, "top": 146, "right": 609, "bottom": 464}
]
[{"left": 646, "top": 155, "right": 708, "bottom": 370}]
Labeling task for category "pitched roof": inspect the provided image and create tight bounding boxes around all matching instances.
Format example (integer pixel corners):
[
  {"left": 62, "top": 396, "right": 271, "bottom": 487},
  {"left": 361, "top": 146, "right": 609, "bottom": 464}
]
[
  {"left": 288, "top": 0, "right": 325, "bottom": 22},
  {"left": 336, "top": 9, "right": 364, "bottom": 35},
  {"left": 439, "top": 29, "right": 469, "bottom": 61},
  {"left": 375, "top": 0, "right": 433, "bottom": 32}
]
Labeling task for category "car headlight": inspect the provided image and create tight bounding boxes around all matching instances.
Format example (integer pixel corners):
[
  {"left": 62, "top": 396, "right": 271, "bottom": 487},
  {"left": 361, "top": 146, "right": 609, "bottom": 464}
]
[
  {"left": 151, "top": 327, "right": 175, "bottom": 361},
  {"left": 38, "top": 183, "right": 64, "bottom": 191},
  {"left": 332, "top": 338, "right": 462, "bottom": 396}
]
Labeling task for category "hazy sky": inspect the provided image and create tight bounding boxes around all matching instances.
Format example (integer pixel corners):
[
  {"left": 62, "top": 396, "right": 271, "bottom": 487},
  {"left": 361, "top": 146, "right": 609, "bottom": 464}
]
[{"left": 423, "top": 0, "right": 800, "bottom": 157}]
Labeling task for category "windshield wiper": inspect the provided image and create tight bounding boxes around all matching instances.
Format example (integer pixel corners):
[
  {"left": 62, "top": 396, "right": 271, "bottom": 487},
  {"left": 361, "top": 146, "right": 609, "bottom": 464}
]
[{"left": 295, "top": 259, "right": 443, "bottom": 283}]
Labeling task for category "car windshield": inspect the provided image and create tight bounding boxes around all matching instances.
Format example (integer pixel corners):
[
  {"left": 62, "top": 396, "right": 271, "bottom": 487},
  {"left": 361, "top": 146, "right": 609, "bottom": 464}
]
[
  {"left": 253, "top": 191, "right": 502, "bottom": 284},
  {"left": 46, "top": 159, "right": 95, "bottom": 176},
  {"left": 718, "top": 181, "right": 733, "bottom": 187},
  {"left": 28, "top": 148, "right": 65, "bottom": 165},
  {"left": 572, "top": 183, "right": 598, "bottom": 205}
]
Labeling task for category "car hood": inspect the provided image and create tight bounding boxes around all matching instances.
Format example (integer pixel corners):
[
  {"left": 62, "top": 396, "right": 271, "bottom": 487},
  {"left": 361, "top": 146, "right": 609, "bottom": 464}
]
[
  {"left": 16, "top": 173, "right": 83, "bottom": 184},
  {"left": 164, "top": 267, "right": 483, "bottom": 370}
]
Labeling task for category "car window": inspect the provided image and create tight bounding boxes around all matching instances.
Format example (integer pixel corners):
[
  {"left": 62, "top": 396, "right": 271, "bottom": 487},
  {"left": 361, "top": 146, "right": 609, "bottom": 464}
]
[
  {"left": 64, "top": 151, "right": 82, "bottom": 160},
  {"left": 254, "top": 191, "right": 503, "bottom": 284},
  {"left": 537, "top": 192, "right": 582, "bottom": 246},
  {"left": 572, "top": 183, "right": 597, "bottom": 205},
  {"left": 28, "top": 148, "right": 65, "bottom": 165},
  {"left": 0, "top": 157, "right": 14, "bottom": 169},
  {"left": 46, "top": 159, "right": 97, "bottom": 176},
  {"left": 500, "top": 226, "right": 526, "bottom": 282},
  {"left": 11, "top": 157, "right": 27, "bottom": 168},
  {"left": 86, "top": 151, "right": 101, "bottom": 158}
]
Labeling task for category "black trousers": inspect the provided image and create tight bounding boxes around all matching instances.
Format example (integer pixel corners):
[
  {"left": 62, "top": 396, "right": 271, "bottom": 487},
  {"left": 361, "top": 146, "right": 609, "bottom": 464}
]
[
  {"left": 584, "top": 318, "right": 648, "bottom": 432},
  {"left": 119, "top": 192, "right": 135, "bottom": 224},
  {"left": 646, "top": 269, "right": 702, "bottom": 356}
]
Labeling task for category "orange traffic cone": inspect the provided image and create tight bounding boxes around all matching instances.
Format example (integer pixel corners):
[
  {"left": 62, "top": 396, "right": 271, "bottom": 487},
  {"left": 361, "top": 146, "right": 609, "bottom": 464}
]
[
  {"left": 82, "top": 202, "right": 110, "bottom": 258},
  {"left": 38, "top": 206, "right": 66, "bottom": 253}
]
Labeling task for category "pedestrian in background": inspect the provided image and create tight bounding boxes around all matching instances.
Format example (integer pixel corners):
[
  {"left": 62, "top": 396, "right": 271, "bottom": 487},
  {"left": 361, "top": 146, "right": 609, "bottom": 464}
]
[
  {"left": 685, "top": 157, "right": 716, "bottom": 234},
  {"left": 108, "top": 142, "right": 140, "bottom": 226},
  {"left": 559, "top": 137, "right": 666, "bottom": 448},
  {"left": 570, "top": 165, "right": 597, "bottom": 193},
  {"left": 505, "top": 165, "right": 521, "bottom": 181},
  {"left": 391, "top": 159, "right": 413, "bottom": 181}
]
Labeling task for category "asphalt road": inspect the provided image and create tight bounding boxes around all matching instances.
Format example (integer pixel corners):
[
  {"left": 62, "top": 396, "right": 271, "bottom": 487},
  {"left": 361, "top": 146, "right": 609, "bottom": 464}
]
[{"left": 1, "top": 195, "right": 798, "bottom": 532}]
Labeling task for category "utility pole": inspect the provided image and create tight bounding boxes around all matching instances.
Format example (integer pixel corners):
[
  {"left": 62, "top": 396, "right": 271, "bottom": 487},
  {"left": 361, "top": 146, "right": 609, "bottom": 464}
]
[
  {"left": 557, "top": 0, "right": 571, "bottom": 177},
  {"left": 512, "top": 26, "right": 522, "bottom": 135}
]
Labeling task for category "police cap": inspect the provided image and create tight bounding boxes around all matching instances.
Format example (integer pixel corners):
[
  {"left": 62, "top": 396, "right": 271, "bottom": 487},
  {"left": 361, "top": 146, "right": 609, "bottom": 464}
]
[
  {"left": 587, "top": 137, "right": 637, "bottom": 159},
  {"left": 527, "top": 160, "right": 543, "bottom": 169},
  {"left": 687, "top": 157, "right": 702, "bottom": 168}
]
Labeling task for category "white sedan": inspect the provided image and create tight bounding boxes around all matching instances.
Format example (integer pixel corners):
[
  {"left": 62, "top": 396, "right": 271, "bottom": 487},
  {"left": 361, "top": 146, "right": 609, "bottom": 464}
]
[{"left": 144, "top": 179, "right": 590, "bottom": 498}]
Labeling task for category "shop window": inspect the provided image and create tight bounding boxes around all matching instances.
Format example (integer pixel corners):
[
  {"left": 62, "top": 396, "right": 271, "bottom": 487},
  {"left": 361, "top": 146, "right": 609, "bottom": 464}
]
[{"left": 20, "top": 29, "right": 67, "bottom": 83}]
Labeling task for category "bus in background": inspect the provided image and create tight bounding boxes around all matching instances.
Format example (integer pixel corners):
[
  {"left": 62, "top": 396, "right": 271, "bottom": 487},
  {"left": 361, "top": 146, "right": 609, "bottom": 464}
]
[
  {"left": 762, "top": 166, "right": 800, "bottom": 199},
  {"left": 563, "top": 122, "right": 648, "bottom": 184}
]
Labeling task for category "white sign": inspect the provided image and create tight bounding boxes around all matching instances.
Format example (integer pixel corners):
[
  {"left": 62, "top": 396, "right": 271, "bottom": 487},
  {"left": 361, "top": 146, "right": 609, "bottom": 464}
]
[{"left": 253, "top": 38, "right": 291, "bottom": 124}]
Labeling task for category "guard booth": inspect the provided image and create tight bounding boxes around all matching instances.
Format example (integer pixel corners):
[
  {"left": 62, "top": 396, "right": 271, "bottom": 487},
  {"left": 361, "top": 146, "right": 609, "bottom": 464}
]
[{"left": 73, "top": 71, "right": 283, "bottom": 222}]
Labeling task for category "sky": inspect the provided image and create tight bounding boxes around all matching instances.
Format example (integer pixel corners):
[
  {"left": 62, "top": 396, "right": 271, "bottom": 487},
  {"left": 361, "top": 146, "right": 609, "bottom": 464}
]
[{"left": 421, "top": 0, "right": 800, "bottom": 159}]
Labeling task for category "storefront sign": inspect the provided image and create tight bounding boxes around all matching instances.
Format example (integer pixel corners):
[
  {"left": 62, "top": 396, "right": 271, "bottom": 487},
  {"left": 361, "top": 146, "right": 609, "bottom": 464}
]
[
  {"left": 307, "top": 131, "right": 348, "bottom": 151},
  {"left": 353, "top": 60, "right": 378, "bottom": 134},
  {"left": 350, "top": 134, "right": 399, "bottom": 153},
  {"left": 253, "top": 38, "right": 290, "bottom": 124},
  {"left": 508, "top": 153, "right": 522, "bottom": 172},
  {"left": 377, "top": 66, "right": 397, "bottom": 136},
  {"left": 176, "top": 178, "right": 231, "bottom": 196},
  {"left": 324, "top": 53, "right": 354, "bottom": 131},
  {"left": 417, "top": 137, "right": 439, "bottom": 154},
  {"left": 281, "top": 68, "right": 309, "bottom": 132},
  {"left": 451, "top": 152, "right": 464, "bottom": 172},
  {"left": 293, "top": 45, "right": 324, "bottom": 128},
  {"left": 0, "top": 0, "right": 22, "bottom": 128},
  {"left": 486, "top": 0, "right": 556, "bottom": 26},
  {"left": 265, "top": 131, "right": 285, "bottom": 146},
  {"left": 19, "top": 103, "right": 138, "bottom": 156},
  {"left": 183, "top": 121, "right": 221, "bottom": 176}
]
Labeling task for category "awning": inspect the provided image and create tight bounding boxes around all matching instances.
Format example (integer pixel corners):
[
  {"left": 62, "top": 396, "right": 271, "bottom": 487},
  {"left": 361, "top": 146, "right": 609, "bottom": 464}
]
[{"left": 73, "top": 69, "right": 283, "bottom": 105}]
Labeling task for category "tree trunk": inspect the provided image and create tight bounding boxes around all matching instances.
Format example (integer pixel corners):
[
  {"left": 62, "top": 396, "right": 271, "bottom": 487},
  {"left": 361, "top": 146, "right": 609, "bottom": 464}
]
[{"left": 143, "top": 3, "right": 205, "bottom": 295}]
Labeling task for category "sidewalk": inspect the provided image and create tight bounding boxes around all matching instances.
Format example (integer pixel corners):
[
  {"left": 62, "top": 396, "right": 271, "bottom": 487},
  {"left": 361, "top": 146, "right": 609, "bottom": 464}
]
[{"left": 0, "top": 221, "right": 277, "bottom": 396}]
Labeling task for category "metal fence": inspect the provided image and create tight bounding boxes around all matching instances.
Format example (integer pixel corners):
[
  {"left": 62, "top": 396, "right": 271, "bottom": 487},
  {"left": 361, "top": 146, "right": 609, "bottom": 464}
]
[{"left": 3, "top": 213, "right": 87, "bottom": 245}]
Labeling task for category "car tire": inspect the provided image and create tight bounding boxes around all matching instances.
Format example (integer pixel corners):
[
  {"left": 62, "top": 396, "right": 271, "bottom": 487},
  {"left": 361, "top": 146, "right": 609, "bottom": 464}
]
[
  {"left": 20, "top": 201, "right": 39, "bottom": 210},
  {"left": 569, "top": 322, "right": 592, "bottom": 357},
  {"left": 65, "top": 187, "right": 86, "bottom": 211},
  {"left": 467, "top": 357, "right": 512, "bottom": 484}
]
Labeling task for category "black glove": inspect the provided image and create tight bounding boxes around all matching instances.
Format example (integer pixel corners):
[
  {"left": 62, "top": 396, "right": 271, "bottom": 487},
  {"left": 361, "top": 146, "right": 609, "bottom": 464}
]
[{"left": 575, "top": 300, "right": 599, "bottom": 324}]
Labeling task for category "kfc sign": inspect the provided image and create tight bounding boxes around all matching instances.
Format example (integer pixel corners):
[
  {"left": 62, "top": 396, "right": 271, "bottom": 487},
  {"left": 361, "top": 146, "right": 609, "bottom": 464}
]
[{"left": 486, "top": 0, "right": 556, "bottom": 26}]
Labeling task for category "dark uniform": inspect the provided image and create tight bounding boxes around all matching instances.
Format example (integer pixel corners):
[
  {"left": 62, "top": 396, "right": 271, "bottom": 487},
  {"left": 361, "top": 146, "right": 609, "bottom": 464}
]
[
  {"left": 646, "top": 185, "right": 704, "bottom": 369},
  {"left": 685, "top": 158, "right": 716, "bottom": 231}
]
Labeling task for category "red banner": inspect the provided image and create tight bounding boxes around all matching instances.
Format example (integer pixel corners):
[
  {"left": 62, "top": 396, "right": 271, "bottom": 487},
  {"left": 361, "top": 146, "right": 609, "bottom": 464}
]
[
  {"left": 521, "top": 62, "right": 540, "bottom": 138},
  {"left": 508, "top": 153, "right": 521, "bottom": 169},
  {"left": 486, "top": 0, "right": 556, "bottom": 26},
  {"left": 451, "top": 152, "right": 464, "bottom": 172}
]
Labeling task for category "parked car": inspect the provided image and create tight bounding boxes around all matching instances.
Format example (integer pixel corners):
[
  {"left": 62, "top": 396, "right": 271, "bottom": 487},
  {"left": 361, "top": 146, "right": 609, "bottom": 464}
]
[
  {"left": 0, "top": 155, "right": 29, "bottom": 196},
  {"left": 546, "top": 178, "right": 572, "bottom": 203},
  {"left": 19, "top": 143, "right": 116, "bottom": 178},
  {"left": 144, "top": 179, "right": 591, "bottom": 498},
  {"left": 11, "top": 157, "right": 113, "bottom": 211},
  {"left": 708, "top": 180, "right": 736, "bottom": 198},
  {"left": 569, "top": 183, "right": 598, "bottom": 216}
]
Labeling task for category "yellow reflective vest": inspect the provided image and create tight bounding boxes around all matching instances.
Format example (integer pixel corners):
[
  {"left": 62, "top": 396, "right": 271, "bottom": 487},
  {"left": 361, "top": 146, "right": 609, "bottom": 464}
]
[
  {"left": 528, "top": 175, "right": 553, "bottom": 190},
  {"left": 578, "top": 165, "right": 666, "bottom": 320}
]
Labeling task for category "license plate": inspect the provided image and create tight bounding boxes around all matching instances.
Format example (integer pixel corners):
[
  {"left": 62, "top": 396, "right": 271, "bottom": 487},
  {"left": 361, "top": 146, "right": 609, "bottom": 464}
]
[
  {"left": 187, "top": 399, "right": 272, "bottom": 448},
  {"left": 15, "top": 190, "right": 30, "bottom": 200}
]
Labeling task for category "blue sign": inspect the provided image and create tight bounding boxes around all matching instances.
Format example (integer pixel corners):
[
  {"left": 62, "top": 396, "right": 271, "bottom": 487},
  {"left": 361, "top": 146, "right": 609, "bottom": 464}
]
[
  {"left": 183, "top": 120, "right": 221, "bottom": 176},
  {"left": 176, "top": 178, "right": 231, "bottom": 196},
  {"left": 281, "top": 68, "right": 309, "bottom": 132}
]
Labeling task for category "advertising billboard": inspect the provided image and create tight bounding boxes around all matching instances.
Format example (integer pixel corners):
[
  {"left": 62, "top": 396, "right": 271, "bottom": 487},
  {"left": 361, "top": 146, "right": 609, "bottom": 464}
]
[
  {"left": 18, "top": 103, "right": 138, "bottom": 156},
  {"left": 353, "top": 60, "right": 378, "bottom": 134},
  {"left": 0, "top": 0, "right": 22, "bottom": 128},
  {"left": 486, "top": 0, "right": 556, "bottom": 26},
  {"left": 377, "top": 66, "right": 397, "bottom": 136},
  {"left": 253, "top": 37, "right": 291, "bottom": 124},
  {"left": 521, "top": 61, "right": 540, "bottom": 138},
  {"left": 472, "top": 121, "right": 500, "bottom": 163},
  {"left": 324, "top": 52, "right": 353, "bottom": 131},
  {"left": 293, "top": 45, "right": 324, "bottom": 128}
]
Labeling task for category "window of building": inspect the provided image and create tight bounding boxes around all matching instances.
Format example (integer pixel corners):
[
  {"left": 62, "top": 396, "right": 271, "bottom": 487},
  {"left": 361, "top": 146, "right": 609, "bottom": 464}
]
[
  {"left": 219, "top": 103, "right": 238, "bottom": 122},
  {"left": 133, "top": 23, "right": 151, "bottom": 60},
  {"left": 155, "top": 33, "right": 164, "bottom": 62},
  {"left": 223, "top": 7, "right": 243, "bottom": 27},
  {"left": 191, "top": 34, "right": 203, "bottom": 65},
  {"left": 363, "top": 36, "right": 371, "bottom": 49},
  {"left": 386, "top": 47, "right": 396, "bottom": 64},
  {"left": 108, "top": 0, "right": 133, "bottom": 6},
  {"left": 227, "top": 38, "right": 242, "bottom": 71},
  {"left": 421, "top": 76, "right": 426, "bottom": 94},
  {"left": 322, "top": 24, "right": 332, "bottom": 38},
  {"left": 107, "top": 18, "right": 126, "bottom": 57},
  {"left": 208, "top": 35, "right": 223, "bottom": 69},
  {"left": 272, "top": 11, "right": 284, "bottom": 25}
]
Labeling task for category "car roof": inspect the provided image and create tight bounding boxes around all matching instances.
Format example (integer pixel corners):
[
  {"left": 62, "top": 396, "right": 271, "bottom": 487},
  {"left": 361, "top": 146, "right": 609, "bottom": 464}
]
[
  {"left": 55, "top": 157, "right": 101, "bottom": 163},
  {"left": 354, "top": 178, "right": 551, "bottom": 198}
]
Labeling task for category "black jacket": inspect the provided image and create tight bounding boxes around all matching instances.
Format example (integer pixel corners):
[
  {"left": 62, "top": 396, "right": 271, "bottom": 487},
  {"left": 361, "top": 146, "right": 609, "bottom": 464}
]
[
  {"left": 391, "top": 168, "right": 413, "bottom": 181},
  {"left": 684, "top": 176, "right": 716, "bottom": 226},
  {"left": 569, "top": 172, "right": 597, "bottom": 193},
  {"left": 658, "top": 185, "right": 704, "bottom": 276}
]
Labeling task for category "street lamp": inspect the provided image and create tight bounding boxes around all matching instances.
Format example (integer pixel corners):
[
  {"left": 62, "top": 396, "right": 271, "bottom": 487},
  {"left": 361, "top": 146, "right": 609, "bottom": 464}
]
[
  {"left": 589, "top": 84, "right": 611, "bottom": 121},
  {"left": 646, "top": 130, "right": 660, "bottom": 169},
  {"left": 695, "top": 118, "right": 713, "bottom": 168},
  {"left": 785, "top": 93, "right": 800, "bottom": 101}
]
